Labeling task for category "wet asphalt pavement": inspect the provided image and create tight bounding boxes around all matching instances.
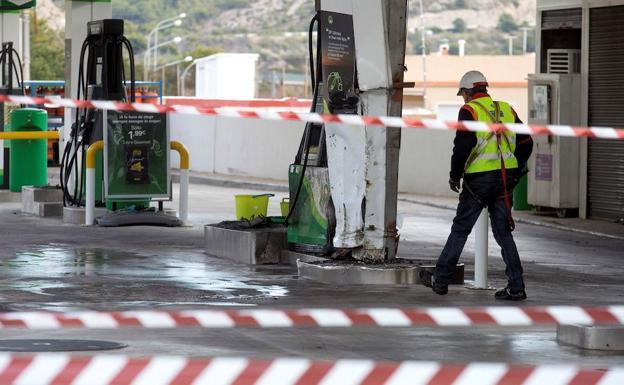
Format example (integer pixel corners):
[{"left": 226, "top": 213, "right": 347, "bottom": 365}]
[{"left": 0, "top": 182, "right": 622, "bottom": 365}]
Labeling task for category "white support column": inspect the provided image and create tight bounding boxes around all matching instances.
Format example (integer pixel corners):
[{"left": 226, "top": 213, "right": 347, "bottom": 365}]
[
  {"left": 351, "top": 0, "right": 405, "bottom": 262},
  {"left": 0, "top": 12, "right": 21, "bottom": 48},
  {"left": 474, "top": 208, "right": 489, "bottom": 289}
]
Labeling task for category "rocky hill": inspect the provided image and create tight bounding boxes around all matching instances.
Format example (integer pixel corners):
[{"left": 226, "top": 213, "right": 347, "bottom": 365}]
[{"left": 43, "top": 0, "right": 536, "bottom": 74}]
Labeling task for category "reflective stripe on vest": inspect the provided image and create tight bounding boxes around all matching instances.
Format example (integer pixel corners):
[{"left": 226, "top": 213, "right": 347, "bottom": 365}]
[{"left": 464, "top": 96, "right": 518, "bottom": 174}]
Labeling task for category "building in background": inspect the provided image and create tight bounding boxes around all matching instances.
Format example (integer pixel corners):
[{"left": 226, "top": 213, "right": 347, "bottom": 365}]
[
  {"left": 195, "top": 53, "right": 259, "bottom": 99},
  {"left": 404, "top": 54, "right": 535, "bottom": 121},
  {"left": 528, "top": 1, "right": 624, "bottom": 223}
]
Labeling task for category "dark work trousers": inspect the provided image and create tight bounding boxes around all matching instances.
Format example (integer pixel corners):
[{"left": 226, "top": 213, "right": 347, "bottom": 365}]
[{"left": 434, "top": 170, "right": 525, "bottom": 292}]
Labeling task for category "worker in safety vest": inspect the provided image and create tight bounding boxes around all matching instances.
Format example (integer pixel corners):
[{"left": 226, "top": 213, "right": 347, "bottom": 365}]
[{"left": 420, "top": 70, "right": 534, "bottom": 301}]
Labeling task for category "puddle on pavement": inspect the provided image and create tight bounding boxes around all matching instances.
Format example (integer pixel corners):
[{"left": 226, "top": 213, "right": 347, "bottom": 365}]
[{"left": 0, "top": 245, "right": 288, "bottom": 306}]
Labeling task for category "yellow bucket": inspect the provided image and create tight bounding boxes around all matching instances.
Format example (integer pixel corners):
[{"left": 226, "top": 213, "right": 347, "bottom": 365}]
[
  {"left": 235, "top": 194, "right": 274, "bottom": 220},
  {"left": 280, "top": 198, "right": 290, "bottom": 217}
]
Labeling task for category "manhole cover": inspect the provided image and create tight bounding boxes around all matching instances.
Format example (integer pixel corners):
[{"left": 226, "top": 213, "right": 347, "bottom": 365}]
[{"left": 0, "top": 340, "right": 127, "bottom": 352}]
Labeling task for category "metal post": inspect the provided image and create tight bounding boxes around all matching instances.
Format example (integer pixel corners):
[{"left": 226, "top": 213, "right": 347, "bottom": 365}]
[
  {"left": 161, "top": 66, "right": 166, "bottom": 96},
  {"left": 474, "top": 208, "right": 489, "bottom": 288},
  {"left": 418, "top": 0, "right": 427, "bottom": 102},
  {"left": 171, "top": 141, "right": 190, "bottom": 225},
  {"left": 521, "top": 27, "right": 531, "bottom": 55},
  {"left": 506, "top": 36, "right": 516, "bottom": 56},
  {"left": 154, "top": 29, "right": 158, "bottom": 71}
]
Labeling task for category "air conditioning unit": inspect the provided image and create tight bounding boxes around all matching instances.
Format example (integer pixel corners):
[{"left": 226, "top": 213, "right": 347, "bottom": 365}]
[
  {"left": 527, "top": 73, "right": 582, "bottom": 216},
  {"left": 547, "top": 49, "right": 581, "bottom": 74}
]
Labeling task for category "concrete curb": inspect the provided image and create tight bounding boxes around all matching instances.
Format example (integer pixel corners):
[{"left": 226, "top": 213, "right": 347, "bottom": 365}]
[
  {"left": 398, "top": 198, "right": 624, "bottom": 241},
  {"left": 171, "top": 171, "right": 288, "bottom": 192},
  {"left": 171, "top": 172, "right": 623, "bottom": 241}
]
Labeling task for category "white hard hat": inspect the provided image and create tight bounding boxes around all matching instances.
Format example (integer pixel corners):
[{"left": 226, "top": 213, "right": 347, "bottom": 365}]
[{"left": 457, "top": 70, "right": 489, "bottom": 95}]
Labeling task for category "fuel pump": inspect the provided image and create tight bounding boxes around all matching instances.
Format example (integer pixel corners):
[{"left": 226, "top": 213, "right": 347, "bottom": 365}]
[
  {"left": 286, "top": 7, "right": 359, "bottom": 254},
  {"left": 0, "top": 42, "right": 26, "bottom": 189},
  {"left": 60, "top": 19, "right": 136, "bottom": 207}
]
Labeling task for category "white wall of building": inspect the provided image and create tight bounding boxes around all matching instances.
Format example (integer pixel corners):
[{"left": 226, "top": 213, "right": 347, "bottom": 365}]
[
  {"left": 195, "top": 53, "right": 259, "bottom": 99},
  {"left": 169, "top": 114, "right": 456, "bottom": 197}
]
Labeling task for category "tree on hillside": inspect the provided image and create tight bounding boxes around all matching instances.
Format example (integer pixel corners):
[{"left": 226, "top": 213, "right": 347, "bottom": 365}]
[
  {"left": 453, "top": 18, "right": 467, "bottom": 33},
  {"left": 30, "top": 14, "right": 64, "bottom": 80},
  {"left": 498, "top": 13, "right": 518, "bottom": 33}
]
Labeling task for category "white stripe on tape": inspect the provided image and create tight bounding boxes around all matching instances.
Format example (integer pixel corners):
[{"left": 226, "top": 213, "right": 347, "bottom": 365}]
[
  {"left": 120, "top": 311, "right": 177, "bottom": 328},
  {"left": 14, "top": 354, "right": 69, "bottom": 385},
  {"left": 337, "top": 114, "right": 366, "bottom": 126},
  {"left": 426, "top": 308, "right": 472, "bottom": 326},
  {"left": 255, "top": 359, "right": 312, "bottom": 385},
  {"left": 318, "top": 360, "right": 374, "bottom": 385},
  {"left": 598, "top": 368, "right": 624, "bottom": 385},
  {"left": 91, "top": 100, "right": 118, "bottom": 111},
  {"left": 486, "top": 307, "right": 534, "bottom": 326},
  {"left": 462, "top": 121, "right": 491, "bottom": 133},
  {"left": 296, "top": 112, "right": 324, "bottom": 124},
  {"left": 303, "top": 310, "right": 353, "bottom": 327},
  {"left": 422, "top": 119, "right": 451, "bottom": 130},
  {"left": 178, "top": 310, "right": 235, "bottom": 328},
  {"left": 607, "top": 306, "right": 624, "bottom": 323},
  {"left": 192, "top": 357, "right": 249, "bottom": 385},
  {"left": 214, "top": 108, "right": 242, "bottom": 118},
  {"left": 523, "top": 365, "right": 579, "bottom": 385},
  {"left": 379, "top": 116, "right": 407, "bottom": 128},
  {"left": 132, "top": 103, "right": 161, "bottom": 113},
  {"left": 548, "top": 125, "right": 575, "bottom": 137},
  {"left": 2, "top": 312, "right": 61, "bottom": 329},
  {"left": 171, "top": 105, "right": 202, "bottom": 115},
  {"left": 71, "top": 312, "right": 119, "bottom": 328},
  {"left": 385, "top": 362, "right": 441, "bottom": 385},
  {"left": 591, "top": 127, "right": 619, "bottom": 139},
  {"left": 365, "top": 309, "right": 412, "bottom": 327},
  {"left": 72, "top": 355, "right": 129, "bottom": 385},
  {"left": 505, "top": 123, "right": 533, "bottom": 135},
  {"left": 244, "top": 310, "right": 294, "bottom": 327},
  {"left": 132, "top": 356, "right": 188, "bottom": 385},
  {"left": 453, "top": 363, "right": 508, "bottom": 385},
  {"left": 546, "top": 307, "right": 594, "bottom": 325}
]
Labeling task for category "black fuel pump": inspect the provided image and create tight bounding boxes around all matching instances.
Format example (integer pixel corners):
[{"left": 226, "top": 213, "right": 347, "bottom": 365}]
[
  {"left": 61, "top": 19, "right": 136, "bottom": 207},
  {"left": 0, "top": 42, "right": 26, "bottom": 190}
]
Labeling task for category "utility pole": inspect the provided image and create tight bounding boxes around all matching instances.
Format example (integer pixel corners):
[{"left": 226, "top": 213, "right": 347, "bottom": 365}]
[
  {"left": 506, "top": 35, "right": 516, "bottom": 56},
  {"left": 418, "top": 0, "right": 427, "bottom": 103},
  {"left": 520, "top": 27, "right": 532, "bottom": 54}
]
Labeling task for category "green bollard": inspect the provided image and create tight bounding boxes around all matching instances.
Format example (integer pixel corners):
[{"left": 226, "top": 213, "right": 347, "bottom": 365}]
[{"left": 9, "top": 109, "right": 48, "bottom": 192}]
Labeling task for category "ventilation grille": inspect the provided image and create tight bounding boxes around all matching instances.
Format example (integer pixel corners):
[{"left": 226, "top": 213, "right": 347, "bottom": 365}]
[{"left": 547, "top": 49, "right": 581, "bottom": 74}]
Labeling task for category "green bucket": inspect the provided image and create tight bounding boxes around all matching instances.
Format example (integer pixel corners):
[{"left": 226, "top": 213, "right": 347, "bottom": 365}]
[{"left": 235, "top": 194, "right": 274, "bottom": 220}]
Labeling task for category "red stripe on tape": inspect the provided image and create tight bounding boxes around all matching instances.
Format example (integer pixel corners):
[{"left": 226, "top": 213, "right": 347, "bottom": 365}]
[
  {"left": 464, "top": 309, "right": 497, "bottom": 325},
  {"left": 584, "top": 308, "right": 620, "bottom": 325},
  {"left": 427, "top": 364, "right": 465, "bottom": 385},
  {"left": 231, "top": 360, "right": 272, "bottom": 385},
  {"left": 0, "top": 357, "right": 34, "bottom": 384},
  {"left": 344, "top": 310, "right": 377, "bottom": 326},
  {"left": 169, "top": 359, "right": 211, "bottom": 385},
  {"left": 568, "top": 369, "right": 606, "bottom": 385},
  {"left": 294, "top": 362, "right": 335, "bottom": 385},
  {"left": 360, "top": 363, "right": 400, "bottom": 385},
  {"left": 402, "top": 310, "right": 437, "bottom": 325},
  {"left": 495, "top": 366, "right": 535, "bottom": 385},
  {"left": 284, "top": 312, "right": 320, "bottom": 327},
  {"left": 50, "top": 357, "right": 92, "bottom": 385},
  {"left": 522, "top": 308, "right": 557, "bottom": 324},
  {"left": 109, "top": 358, "right": 151, "bottom": 385}
]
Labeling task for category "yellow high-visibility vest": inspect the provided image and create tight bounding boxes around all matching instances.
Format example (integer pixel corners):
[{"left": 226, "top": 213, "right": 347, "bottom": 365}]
[{"left": 464, "top": 96, "right": 518, "bottom": 174}]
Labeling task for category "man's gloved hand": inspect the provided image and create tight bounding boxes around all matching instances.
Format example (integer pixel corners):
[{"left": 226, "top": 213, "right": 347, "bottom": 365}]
[
  {"left": 510, "top": 167, "right": 529, "bottom": 189},
  {"left": 449, "top": 178, "right": 461, "bottom": 193}
]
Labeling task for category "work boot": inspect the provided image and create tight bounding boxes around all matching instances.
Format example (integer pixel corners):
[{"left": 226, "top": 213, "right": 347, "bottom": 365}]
[
  {"left": 494, "top": 286, "right": 527, "bottom": 301},
  {"left": 419, "top": 270, "right": 448, "bottom": 295}
]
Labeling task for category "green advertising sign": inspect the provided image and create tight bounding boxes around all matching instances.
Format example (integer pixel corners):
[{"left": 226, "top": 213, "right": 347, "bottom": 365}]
[
  {"left": 104, "top": 111, "right": 170, "bottom": 200},
  {"left": 0, "top": 0, "right": 36, "bottom": 11}
]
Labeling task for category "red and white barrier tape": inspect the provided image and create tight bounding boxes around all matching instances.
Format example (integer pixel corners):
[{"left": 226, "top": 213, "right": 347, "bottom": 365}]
[
  {"left": 2, "top": 94, "right": 624, "bottom": 140},
  {"left": 0, "top": 354, "right": 619, "bottom": 385},
  {"left": 0, "top": 306, "right": 622, "bottom": 329}
]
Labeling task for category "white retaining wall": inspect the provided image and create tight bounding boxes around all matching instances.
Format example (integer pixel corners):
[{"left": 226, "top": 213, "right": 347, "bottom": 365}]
[{"left": 169, "top": 114, "right": 455, "bottom": 197}]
